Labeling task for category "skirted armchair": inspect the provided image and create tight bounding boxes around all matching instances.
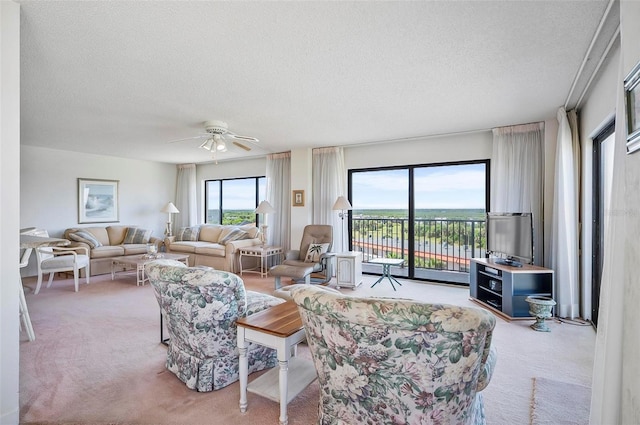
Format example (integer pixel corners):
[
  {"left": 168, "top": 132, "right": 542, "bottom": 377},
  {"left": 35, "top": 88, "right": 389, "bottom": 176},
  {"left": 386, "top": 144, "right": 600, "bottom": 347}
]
[
  {"left": 290, "top": 285, "right": 497, "bottom": 425},
  {"left": 146, "top": 259, "right": 285, "bottom": 392}
]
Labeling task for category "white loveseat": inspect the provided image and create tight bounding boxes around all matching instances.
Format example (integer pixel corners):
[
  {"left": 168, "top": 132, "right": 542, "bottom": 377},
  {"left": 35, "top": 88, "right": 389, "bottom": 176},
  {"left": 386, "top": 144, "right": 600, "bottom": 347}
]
[{"left": 163, "top": 224, "right": 262, "bottom": 273}]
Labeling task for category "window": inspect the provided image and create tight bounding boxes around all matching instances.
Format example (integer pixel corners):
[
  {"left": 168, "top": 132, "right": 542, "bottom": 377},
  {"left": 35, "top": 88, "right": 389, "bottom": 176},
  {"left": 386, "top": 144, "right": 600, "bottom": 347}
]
[{"left": 204, "top": 177, "right": 266, "bottom": 225}]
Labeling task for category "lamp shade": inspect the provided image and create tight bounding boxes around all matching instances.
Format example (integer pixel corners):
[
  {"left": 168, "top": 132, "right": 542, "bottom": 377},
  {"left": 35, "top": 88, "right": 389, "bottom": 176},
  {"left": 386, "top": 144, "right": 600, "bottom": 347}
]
[
  {"left": 332, "top": 196, "right": 352, "bottom": 211},
  {"left": 254, "top": 200, "right": 276, "bottom": 214},
  {"left": 161, "top": 202, "right": 180, "bottom": 214}
]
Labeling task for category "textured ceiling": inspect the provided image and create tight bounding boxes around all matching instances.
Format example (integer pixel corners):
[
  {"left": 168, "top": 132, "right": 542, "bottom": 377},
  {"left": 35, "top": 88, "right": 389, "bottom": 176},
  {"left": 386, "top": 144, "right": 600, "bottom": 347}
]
[{"left": 19, "top": 1, "right": 612, "bottom": 164}]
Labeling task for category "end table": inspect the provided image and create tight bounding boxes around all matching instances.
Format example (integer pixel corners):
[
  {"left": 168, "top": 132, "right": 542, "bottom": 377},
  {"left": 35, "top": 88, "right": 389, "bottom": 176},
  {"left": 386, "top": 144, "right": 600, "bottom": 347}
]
[{"left": 239, "top": 245, "right": 283, "bottom": 278}]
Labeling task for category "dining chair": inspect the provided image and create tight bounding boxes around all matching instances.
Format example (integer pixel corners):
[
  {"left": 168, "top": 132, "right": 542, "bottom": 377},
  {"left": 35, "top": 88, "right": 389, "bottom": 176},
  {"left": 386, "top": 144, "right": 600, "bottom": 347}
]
[
  {"left": 19, "top": 227, "right": 38, "bottom": 341},
  {"left": 34, "top": 229, "right": 90, "bottom": 294}
]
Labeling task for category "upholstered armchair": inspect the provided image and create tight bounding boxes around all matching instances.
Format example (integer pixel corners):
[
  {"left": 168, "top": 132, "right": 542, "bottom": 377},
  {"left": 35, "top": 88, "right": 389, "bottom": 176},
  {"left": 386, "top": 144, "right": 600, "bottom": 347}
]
[
  {"left": 270, "top": 224, "right": 334, "bottom": 288},
  {"left": 290, "top": 285, "right": 497, "bottom": 425},
  {"left": 146, "top": 259, "right": 285, "bottom": 392}
]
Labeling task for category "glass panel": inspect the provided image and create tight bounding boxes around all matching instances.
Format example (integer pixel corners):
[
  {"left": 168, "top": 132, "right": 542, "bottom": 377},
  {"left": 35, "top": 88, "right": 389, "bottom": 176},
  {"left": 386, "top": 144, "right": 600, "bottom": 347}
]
[
  {"left": 205, "top": 181, "right": 221, "bottom": 224},
  {"left": 221, "top": 179, "right": 257, "bottom": 225},
  {"left": 352, "top": 169, "right": 409, "bottom": 277},
  {"left": 413, "top": 163, "right": 487, "bottom": 278}
]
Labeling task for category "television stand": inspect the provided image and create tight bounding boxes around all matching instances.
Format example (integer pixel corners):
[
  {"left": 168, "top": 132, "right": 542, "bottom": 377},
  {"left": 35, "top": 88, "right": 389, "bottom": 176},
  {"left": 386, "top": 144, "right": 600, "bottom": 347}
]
[
  {"left": 469, "top": 258, "right": 554, "bottom": 319},
  {"left": 494, "top": 258, "right": 523, "bottom": 268}
]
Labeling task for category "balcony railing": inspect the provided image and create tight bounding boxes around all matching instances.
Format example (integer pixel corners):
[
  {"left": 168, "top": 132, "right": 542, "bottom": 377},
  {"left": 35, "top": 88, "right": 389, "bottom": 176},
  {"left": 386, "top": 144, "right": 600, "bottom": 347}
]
[{"left": 351, "top": 217, "right": 486, "bottom": 274}]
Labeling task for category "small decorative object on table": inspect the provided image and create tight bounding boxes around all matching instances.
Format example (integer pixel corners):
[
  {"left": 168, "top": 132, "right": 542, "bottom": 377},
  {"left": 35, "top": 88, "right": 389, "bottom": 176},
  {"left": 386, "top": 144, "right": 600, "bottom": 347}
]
[
  {"left": 525, "top": 296, "right": 556, "bottom": 332},
  {"left": 143, "top": 243, "right": 161, "bottom": 259}
]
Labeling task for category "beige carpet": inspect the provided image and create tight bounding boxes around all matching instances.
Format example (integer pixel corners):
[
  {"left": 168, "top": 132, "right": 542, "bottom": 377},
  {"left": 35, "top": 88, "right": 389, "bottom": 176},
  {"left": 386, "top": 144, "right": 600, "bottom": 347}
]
[
  {"left": 530, "top": 377, "right": 591, "bottom": 425},
  {"left": 18, "top": 272, "right": 596, "bottom": 424}
]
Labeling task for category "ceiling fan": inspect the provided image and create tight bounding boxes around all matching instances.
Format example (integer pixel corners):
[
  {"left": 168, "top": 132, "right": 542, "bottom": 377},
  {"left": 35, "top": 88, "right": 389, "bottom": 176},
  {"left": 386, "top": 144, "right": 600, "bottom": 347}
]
[{"left": 168, "top": 120, "right": 259, "bottom": 155}]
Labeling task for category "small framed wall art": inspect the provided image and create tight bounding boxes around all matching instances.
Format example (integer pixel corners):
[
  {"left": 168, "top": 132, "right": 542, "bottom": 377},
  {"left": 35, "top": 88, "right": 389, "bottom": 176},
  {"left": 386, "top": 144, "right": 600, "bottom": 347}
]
[
  {"left": 624, "top": 60, "right": 640, "bottom": 154},
  {"left": 292, "top": 190, "right": 305, "bottom": 207},
  {"left": 78, "top": 178, "right": 119, "bottom": 223}
]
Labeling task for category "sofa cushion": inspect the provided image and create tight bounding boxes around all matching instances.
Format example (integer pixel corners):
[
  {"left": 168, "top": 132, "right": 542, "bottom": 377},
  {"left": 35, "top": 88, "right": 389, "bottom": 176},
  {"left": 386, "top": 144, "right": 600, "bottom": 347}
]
[
  {"left": 219, "top": 226, "right": 244, "bottom": 242},
  {"left": 194, "top": 244, "right": 226, "bottom": 257},
  {"left": 81, "top": 227, "right": 111, "bottom": 246},
  {"left": 90, "top": 245, "right": 125, "bottom": 259},
  {"left": 123, "top": 227, "right": 152, "bottom": 244},
  {"left": 176, "top": 226, "right": 201, "bottom": 242},
  {"left": 304, "top": 242, "right": 330, "bottom": 263},
  {"left": 219, "top": 228, "right": 250, "bottom": 245},
  {"left": 106, "top": 226, "right": 130, "bottom": 245},
  {"left": 240, "top": 224, "right": 260, "bottom": 239},
  {"left": 199, "top": 225, "right": 223, "bottom": 243},
  {"left": 169, "top": 241, "right": 212, "bottom": 254},
  {"left": 68, "top": 231, "right": 103, "bottom": 248},
  {"left": 123, "top": 244, "right": 149, "bottom": 256}
]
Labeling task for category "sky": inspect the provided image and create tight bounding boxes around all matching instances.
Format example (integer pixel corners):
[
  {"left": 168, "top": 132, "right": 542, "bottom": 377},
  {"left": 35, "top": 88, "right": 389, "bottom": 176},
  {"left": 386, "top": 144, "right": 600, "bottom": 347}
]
[
  {"left": 352, "top": 163, "right": 486, "bottom": 209},
  {"left": 208, "top": 163, "right": 486, "bottom": 210}
]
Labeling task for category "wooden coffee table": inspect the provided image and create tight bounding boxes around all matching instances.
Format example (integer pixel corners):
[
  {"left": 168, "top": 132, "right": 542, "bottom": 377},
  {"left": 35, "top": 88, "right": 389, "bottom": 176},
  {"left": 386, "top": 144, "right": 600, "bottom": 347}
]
[
  {"left": 111, "top": 253, "right": 189, "bottom": 286},
  {"left": 237, "top": 300, "right": 316, "bottom": 425}
]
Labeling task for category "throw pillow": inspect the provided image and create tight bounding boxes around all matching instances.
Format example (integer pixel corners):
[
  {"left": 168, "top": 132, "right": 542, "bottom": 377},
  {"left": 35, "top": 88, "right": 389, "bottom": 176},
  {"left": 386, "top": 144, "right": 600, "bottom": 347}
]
[
  {"left": 123, "top": 227, "right": 152, "bottom": 244},
  {"left": 68, "top": 231, "right": 103, "bottom": 249},
  {"left": 176, "top": 226, "right": 200, "bottom": 242},
  {"left": 304, "top": 242, "right": 330, "bottom": 263},
  {"left": 219, "top": 228, "right": 250, "bottom": 245}
]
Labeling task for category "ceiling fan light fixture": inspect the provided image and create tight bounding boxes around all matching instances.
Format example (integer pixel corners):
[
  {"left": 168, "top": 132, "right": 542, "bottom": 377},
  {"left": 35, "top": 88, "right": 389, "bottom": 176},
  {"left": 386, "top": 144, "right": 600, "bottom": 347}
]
[
  {"left": 199, "top": 138, "right": 215, "bottom": 151},
  {"left": 215, "top": 138, "right": 226, "bottom": 151}
]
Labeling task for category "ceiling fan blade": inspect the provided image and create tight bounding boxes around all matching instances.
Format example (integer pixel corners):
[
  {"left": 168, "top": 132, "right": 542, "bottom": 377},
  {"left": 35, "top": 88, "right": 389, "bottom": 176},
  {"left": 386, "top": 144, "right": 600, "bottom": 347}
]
[
  {"left": 233, "top": 141, "right": 252, "bottom": 151},
  {"left": 167, "top": 134, "right": 209, "bottom": 144},
  {"left": 226, "top": 131, "right": 259, "bottom": 143}
]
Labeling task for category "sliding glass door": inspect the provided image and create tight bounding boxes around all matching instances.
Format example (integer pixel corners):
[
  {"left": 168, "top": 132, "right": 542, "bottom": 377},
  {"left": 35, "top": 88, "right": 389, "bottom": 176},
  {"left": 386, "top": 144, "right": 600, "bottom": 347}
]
[{"left": 349, "top": 160, "right": 488, "bottom": 285}]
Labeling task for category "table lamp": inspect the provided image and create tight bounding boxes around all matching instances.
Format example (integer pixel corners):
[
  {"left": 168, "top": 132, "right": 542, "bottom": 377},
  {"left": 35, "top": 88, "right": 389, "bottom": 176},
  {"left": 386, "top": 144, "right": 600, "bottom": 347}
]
[
  {"left": 254, "top": 200, "right": 275, "bottom": 245},
  {"left": 332, "top": 196, "right": 352, "bottom": 252},
  {"left": 161, "top": 202, "right": 180, "bottom": 237}
]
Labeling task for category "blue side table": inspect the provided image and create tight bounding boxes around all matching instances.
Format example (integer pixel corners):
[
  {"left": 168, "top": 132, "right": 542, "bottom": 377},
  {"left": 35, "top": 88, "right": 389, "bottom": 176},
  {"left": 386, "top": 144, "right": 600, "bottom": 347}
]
[{"left": 369, "top": 258, "right": 405, "bottom": 291}]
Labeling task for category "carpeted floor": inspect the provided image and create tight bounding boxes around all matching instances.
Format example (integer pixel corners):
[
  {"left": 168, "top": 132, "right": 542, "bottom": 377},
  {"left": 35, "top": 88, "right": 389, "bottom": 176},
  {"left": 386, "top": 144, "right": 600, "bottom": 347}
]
[
  {"left": 18, "top": 271, "right": 596, "bottom": 424},
  {"left": 530, "top": 377, "right": 591, "bottom": 425}
]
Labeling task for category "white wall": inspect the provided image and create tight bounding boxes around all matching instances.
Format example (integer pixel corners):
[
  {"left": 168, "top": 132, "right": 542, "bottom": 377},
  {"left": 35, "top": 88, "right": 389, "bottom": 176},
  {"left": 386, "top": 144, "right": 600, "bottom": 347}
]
[
  {"left": 344, "top": 130, "right": 493, "bottom": 170},
  {"left": 20, "top": 145, "right": 177, "bottom": 275},
  {"left": 620, "top": 1, "right": 640, "bottom": 421},
  {"left": 1, "top": 2, "right": 21, "bottom": 423}
]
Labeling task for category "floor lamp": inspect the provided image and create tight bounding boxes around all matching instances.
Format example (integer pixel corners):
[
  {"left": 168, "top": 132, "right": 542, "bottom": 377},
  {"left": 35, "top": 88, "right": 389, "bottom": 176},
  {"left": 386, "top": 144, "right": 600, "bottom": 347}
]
[
  {"left": 161, "top": 202, "right": 180, "bottom": 237},
  {"left": 254, "top": 200, "right": 275, "bottom": 245},
  {"left": 332, "top": 196, "right": 353, "bottom": 252}
]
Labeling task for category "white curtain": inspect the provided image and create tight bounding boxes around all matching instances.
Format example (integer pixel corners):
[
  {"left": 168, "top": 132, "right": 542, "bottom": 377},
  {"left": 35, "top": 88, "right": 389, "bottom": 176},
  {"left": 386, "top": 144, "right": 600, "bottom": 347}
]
[
  {"left": 589, "top": 51, "right": 627, "bottom": 425},
  {"left": 551, "top": 108, "right": 581, "bottom": 319},
  {"left": 312, "top": 147, "right": 346, "bottom": 251},
  {"left": 266, "top": 152, "right": 291, "bottom": 251},
  {"left": 174, "top": 163, "right": 197, "bottom": 231},
  {"left": 491, "top": 123, "right": 545, "bottom": 265}
]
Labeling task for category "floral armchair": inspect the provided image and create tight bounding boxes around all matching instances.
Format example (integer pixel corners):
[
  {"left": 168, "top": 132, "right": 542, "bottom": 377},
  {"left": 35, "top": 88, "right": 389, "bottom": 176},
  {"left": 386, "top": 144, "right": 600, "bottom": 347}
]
[
  {"left": 146, "top": 259, "right": 285, "bottom": 392},
  {"left": 290, "top": 285, "right": 497, "bottom": 425}
]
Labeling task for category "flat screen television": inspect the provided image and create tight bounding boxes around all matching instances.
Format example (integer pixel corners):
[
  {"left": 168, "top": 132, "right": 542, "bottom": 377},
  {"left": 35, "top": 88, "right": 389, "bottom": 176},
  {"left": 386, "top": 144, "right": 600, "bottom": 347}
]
[{"left": 486, "top": 212, "right": 533, "bottom": 267}]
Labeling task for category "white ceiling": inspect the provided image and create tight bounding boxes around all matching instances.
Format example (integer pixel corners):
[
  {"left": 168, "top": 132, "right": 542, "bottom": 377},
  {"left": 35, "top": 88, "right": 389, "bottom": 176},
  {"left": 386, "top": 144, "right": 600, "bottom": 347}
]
[{"left": 19, "top": 1, "right": 613, "bottom": 165}]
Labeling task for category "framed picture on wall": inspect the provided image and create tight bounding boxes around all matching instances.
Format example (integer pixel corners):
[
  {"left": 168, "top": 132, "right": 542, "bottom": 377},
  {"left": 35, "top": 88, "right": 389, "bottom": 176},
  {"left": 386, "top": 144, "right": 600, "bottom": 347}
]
[
  {"left": 292, "top": 190, "right": 305, "bottom": 207},
  {"left": 78, "top": 178, "right": 119, "bottom": 223},
  {"left": 624, "top": 60, "right": 640, "bottom": 154}
]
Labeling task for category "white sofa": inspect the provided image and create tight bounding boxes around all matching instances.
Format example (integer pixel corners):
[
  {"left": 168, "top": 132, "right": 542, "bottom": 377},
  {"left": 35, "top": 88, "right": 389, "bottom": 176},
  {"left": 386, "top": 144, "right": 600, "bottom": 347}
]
[
  {"left": 64, "top": 225, "right": 162, "bottom": 276},
  {"left": 163, "top": 224, "right": 262, "bottom": 273}
]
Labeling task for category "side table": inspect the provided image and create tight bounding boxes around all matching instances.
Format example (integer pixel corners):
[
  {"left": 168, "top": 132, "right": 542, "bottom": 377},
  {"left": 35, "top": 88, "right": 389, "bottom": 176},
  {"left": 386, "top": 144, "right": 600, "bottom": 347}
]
[
  {"left": 369, "top": 257, "right": 405, "bottom": 291},
  {"left": 239, "top": 245, "right": 283, "bottom": 278},
  {"left": 237, "top": 300, "right": 316, "bottom": 425},
  {"left": 335, "top": 251, "right": 363, "bottom": 289}
]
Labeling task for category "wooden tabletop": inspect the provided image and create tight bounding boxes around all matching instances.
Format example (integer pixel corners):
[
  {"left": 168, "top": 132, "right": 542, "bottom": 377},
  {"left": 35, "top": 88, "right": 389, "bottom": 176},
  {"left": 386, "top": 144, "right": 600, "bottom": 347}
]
[{"left": 236, "top": 300, "right": 303, "bottom": 338}]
